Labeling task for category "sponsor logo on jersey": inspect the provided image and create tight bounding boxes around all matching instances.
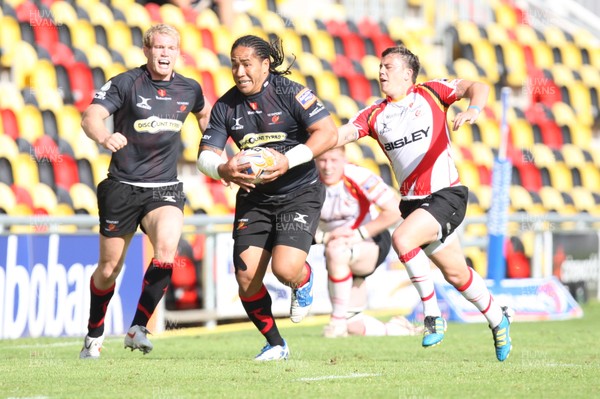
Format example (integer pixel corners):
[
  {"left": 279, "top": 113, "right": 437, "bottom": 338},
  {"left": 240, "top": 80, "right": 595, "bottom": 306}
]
[
  {"left": 134, "top": 116, "right": 183, "bottom": 133},
  {"left": 383, "top": 127, "right": 430, "bottom": 151},
  {"left": 93, "top": 80, "right": 112, "bottom": 100},
  {"left": 136, "top": 96, "right": 152, "bottom": 110},
  {"left": 231, "top": 117, "right": 244, "bottom": 130},
  {"left": 238, "top": 132, "right": 287, "bottom": 148},
  {"left": 308, "top": 102, "right": 326, "bottom": 118},
  {"left": 295, "top": 88, "right": 317, "bottom": 109}
]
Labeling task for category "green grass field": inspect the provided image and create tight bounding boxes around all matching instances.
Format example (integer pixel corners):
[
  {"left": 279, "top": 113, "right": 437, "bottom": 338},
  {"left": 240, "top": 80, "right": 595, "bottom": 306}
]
[{"left": 1, "top": 302, "right": 599, "bottom": 399}]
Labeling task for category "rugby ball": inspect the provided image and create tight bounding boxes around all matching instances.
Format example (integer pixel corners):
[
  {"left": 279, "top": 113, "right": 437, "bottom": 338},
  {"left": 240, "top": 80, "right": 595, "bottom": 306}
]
[{"left": 238, "top": 147, "right": 276, "bottom": 183}]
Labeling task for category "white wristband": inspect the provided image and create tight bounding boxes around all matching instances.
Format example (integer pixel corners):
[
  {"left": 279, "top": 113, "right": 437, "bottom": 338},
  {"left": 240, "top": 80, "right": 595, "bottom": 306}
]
[
  {"left": 197, "top": 150, "right": 225, "bottom": 180},
  {"left": 285, "top": 144, "right": 313, "bottom": 169},
  {"left": 358, "top": 226, "right": 370, "bottom": 239}
]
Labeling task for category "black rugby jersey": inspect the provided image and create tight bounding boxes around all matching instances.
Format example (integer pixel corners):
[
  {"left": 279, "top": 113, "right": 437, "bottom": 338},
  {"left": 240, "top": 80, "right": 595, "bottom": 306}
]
[
  {"left": 92, "top": 66, "right": 205, "bottom": 183},
  {"left": 201, "top": 74, "right": 330, "bottom": 194}
]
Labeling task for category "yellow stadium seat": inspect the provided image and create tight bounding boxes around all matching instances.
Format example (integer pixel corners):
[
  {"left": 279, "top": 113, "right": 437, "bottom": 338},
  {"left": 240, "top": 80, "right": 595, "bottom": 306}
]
[
  {"left": 307, "top": 30, "right": 336, "bottom": 63},
  {"left": 191, "top": 48, "right": 221, "bottom": 73},
  {"left": 0, "top": 82, "right": 25, "bottom": 111},
  {"left": 570, "top": 187, "right": 599, "bottom": 214},
  {"left": 568, "top": 121, "right": 592, "bottom": 148},
  {"left": 17, "top": 105, "right": 45, "bottom": 144},
  {"left": 179, "top": 23, "right": 203, "bottom": 57},
  {"left": 231, "top": 13, "right": 254, "bottom": 38},
  {"left": 31, "top": 182, "right": 58, "bottom": 214},
  {"left": 550, "top": 64, "right": 575, "bottom": 86},
  {"left": 0, "top": 15, "right": 21, "bottom": 53},
  {"left": 72, "top": 133, "right": 99, "bottom": 161},
  {"left": 470, "top": 142, "right": 495, "bottom": 169},
  {"left": 344, "top": 142, "right": 364, "bottom": 165},
  {"left": 312, "top": 70, "right": 341, "bottom": 103},
  {"left": 181, "top": 114, "right": 201, "bottom": 163},
  {"left": 546, "top": 162, "right": 573, "bottom": 191},
  {"left": 499, "top": 41, "right": 527, "bottom": 87},
  {"left": 56, "top": 105, "right": 82, "bottom": 145},
  {"left": 0, "top": 182, "right": 17, "bottom": 213},
  {"left": 455, "top": 21, "right": 482, "bottom": 44},
  {"left": 107, "top": 21, "right": 134, "bottom": 54},
  {"left": 92, "top": 153, "right": 111, "bottom": 186},
  {"left": 463, "top": 246, "right": 487, "bottom": 277},
  {"left": 123, "top": 47, "right": 147, "bottom": 69},
  {"left": 472, "top": 185, "right": 491, "bottom": 211},
  {"left": 551, "top": 101, "right": 577, "bottom": 125},
  {"left": 510, "top": 185, "right": 534, "bottom": 213},
  {"left": 185, "top": 183, "right": 214, "bottom": 212},
  {"left": 530, "top": 144, "right": 556, "bottom": 167},
  {"left": 211, "top": 26, "right": 234, "bottom": 55},
  {"left": 277, "top": 29, "right": 303, "bottom": 59},
  {"left": 561, "top": 144, "right": 587, "bottom": 168},
  {"left": 287, "top": 70, "right": 307, "bottom": 87},
  {"left": 0, "top": 135, "right": 19, "bottom": 161},
  {"left": 538, "top": 186, "right": 566, "bottom": 212},
  {"left": 361, "top": 54, "right": 381, "bottom": 80},
  {"left": 113, "top": 1, "right": 152, "bottom": 31},
  {"left": 579, "top": 65, "right": 600, "bottom": 87},
  {"left": 494, "top": 3, "right": 518, "bottom": 27},
  {"left": 49, "top": 1, "right": 79, "bottom": 25},
  {"left": 34, "top": 88, "right": 64, "bottom": 113},
  {"left": 12, "top": 153, "right": 40, "bottom": 187},
  {"left": 196, "top": 8, "right": 221, "bottom": 29},
  {"left": 509, "top": 118, "right": 535, "bottom": 149},
  {"left": 83, "top": 44, "right": 114, "bottom": 69},
  {"left": 255, "top": 10, "right": 288, "bottom": 34},
  {"left": 291, "top": 16, "right": 319, "bottom": 35},
  {"left": 295, "top": 52, "right": 324, "bottom": 76},
  {"left": 470, "top": 40, "right": 500, "bottom": 83},
  {"left": 28, "top": 59, "right": 58, "bottom": 92},
  {"left": 69, "top": 183, "right": 98, "bottom": 216},
  {"left": 159, "top": 3, "right": 186, "bottom": 28},
  {"left": 456, "top": 160, "right": 481, "bottom": 189},
  {"left": 559, "top": 43, "right": 583, "bottom": 70},
  {"left": 67, "top": 19, "right": 96, "bottom": 53},
  {"left": 101, "top": 63, "right": 128, "bottom": 81},
  {"left": 578, "top": 163, "right": 600, "bottom": 190},
  {"left": 450, "top": 124, "right": 473, "bottom": 148},
  {"left": 332, "top": 94, "right": 360, "bottom": 122},
  {"left": 3, "top": 41, "right": 38, "bottom": 89},
  {"left": 81, "top": 1, "right": 115, "bottom": 27},
  {"left": 453, "top": 58, "right": 482, "bottom": 80},
  {"left": 476, "top": 119, "right": 501, "bottom": 149},
  {"left": 212, "top": 66, "right": 235, "bottom": 98},
  {"left": 514, "top": 24, "right": 540, "bottom": 46},
  {"left": 485, "top": 23, "right": 510, "bottom": 45},
  {"left": 543, "top": 26, "right": 569, "bottom": 47},
  {"left": 531, "top": 43, "right": 554, "bottom": 70},
  {"left": 566, "top": 82, "right": 594, "bottom": 126}
]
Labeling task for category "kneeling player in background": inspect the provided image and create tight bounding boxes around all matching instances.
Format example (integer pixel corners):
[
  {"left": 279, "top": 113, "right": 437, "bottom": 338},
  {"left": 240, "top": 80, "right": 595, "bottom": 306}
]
[{"left": 315, "top": 146, "right": 421, "bottom": 337}]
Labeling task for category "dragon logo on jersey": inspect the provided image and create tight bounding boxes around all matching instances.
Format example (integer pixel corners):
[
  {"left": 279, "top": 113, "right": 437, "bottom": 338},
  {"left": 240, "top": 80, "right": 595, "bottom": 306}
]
[{"left": 134, "top": 116, "right": 183, "bottom": 133}]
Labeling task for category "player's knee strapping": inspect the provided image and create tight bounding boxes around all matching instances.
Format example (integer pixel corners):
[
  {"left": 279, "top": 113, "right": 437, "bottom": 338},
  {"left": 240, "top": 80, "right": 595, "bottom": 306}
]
[{"left": 233, "top": 244, "right": 250, "bottom": 272}]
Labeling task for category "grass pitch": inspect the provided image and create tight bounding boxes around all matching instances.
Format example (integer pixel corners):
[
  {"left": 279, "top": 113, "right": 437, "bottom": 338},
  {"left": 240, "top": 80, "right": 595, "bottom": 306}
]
[{"left": 1, "top": 301, "right": 598, "bottom": 399}]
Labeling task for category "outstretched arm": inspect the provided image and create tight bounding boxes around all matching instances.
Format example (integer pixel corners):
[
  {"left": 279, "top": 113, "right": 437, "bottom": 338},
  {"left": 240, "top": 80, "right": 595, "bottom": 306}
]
[{"left": 451, "top": 80, "right": 490, "bottom": 131}]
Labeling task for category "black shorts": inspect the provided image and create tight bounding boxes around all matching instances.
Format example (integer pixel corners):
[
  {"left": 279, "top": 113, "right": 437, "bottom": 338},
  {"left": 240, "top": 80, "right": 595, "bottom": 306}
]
[
  {"left": 233, "top": 181, "right": 325, "bottom": 253},
  {"left": 399, "top": 186, "right": 468, "bottom": 242},
  {"left": 97, "top": 178, "right": 185, "bottom": 237},
  {"left": 354, "top": 229, "right": 392, "bottom": 279}
]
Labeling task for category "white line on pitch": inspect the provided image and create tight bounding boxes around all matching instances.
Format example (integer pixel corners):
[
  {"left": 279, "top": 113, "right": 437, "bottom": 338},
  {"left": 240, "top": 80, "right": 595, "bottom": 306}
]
[{"left": 297, "top": 373, "right": 381, "bottom": 382}]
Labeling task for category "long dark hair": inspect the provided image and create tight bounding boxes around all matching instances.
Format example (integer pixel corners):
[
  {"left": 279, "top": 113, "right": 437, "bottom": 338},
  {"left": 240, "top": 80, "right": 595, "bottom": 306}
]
[{"left": 231, "top": 35, "right": 295, "bottom": 76}]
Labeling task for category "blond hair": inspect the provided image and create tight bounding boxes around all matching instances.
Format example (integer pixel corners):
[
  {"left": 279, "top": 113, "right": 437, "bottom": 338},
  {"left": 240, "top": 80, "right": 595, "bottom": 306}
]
[{"left": 143, "top": 24, "right": 180, "bottom": 48}]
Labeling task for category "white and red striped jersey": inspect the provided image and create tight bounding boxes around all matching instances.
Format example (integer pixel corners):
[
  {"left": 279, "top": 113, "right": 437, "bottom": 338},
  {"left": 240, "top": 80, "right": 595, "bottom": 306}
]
[
  {"left": 319, "top": 163, "right": 396, "bottom": 232},
  {"left": 350, "top": 79, "right": 463, "bottom": 200}
]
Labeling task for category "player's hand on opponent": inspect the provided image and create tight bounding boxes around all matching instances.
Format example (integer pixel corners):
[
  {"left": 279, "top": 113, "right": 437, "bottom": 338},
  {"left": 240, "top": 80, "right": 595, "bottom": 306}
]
[
  {"left": 452, "top": 106, "right": 480, "bottom": 131},
  {"left": 102, "top": 132, "right": 128, "bottom": 152}
]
